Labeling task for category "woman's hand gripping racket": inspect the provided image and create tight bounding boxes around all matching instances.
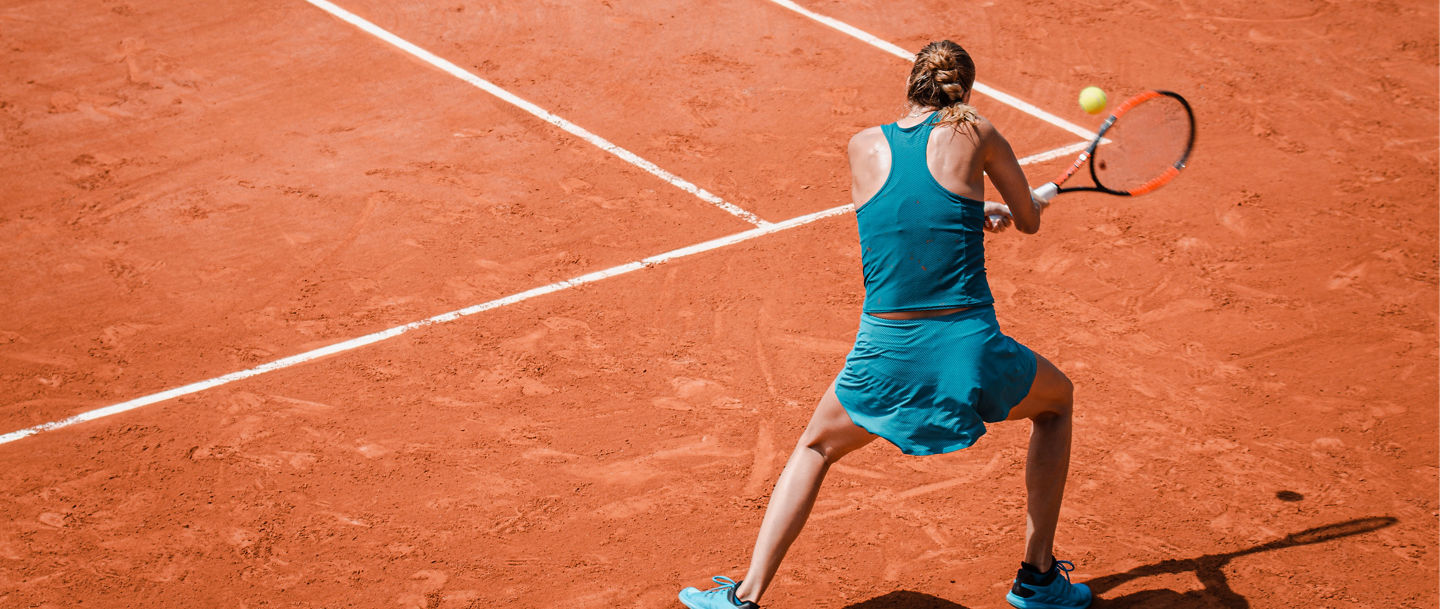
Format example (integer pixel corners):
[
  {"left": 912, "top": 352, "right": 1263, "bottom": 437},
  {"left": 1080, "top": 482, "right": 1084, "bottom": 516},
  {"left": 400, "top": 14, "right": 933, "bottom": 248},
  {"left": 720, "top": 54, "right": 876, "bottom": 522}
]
[{"left": 989, "top": 90, "right": 1196, "bottom": 227}]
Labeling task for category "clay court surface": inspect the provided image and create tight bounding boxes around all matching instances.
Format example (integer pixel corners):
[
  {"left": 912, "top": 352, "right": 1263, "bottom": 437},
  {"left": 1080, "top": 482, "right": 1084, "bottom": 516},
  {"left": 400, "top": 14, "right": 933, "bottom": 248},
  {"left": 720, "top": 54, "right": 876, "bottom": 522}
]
[{"left": 1, "top": 0, "right": 1436, "bottom": 606}]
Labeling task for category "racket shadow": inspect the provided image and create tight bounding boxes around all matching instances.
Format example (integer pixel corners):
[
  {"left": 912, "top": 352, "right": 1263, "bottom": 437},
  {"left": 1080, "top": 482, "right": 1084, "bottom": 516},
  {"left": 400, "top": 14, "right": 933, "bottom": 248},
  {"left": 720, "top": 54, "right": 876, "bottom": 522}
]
[{"left": 1087, "top": 516, "right": 1398, "bottom": 608}]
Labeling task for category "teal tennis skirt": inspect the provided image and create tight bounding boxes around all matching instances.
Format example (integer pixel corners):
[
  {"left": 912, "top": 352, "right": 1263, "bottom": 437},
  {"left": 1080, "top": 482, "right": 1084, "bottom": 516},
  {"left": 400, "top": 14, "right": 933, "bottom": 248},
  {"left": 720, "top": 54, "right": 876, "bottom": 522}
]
[{"left": 834, "top": 306, "right": 1037, "bottom": 456}]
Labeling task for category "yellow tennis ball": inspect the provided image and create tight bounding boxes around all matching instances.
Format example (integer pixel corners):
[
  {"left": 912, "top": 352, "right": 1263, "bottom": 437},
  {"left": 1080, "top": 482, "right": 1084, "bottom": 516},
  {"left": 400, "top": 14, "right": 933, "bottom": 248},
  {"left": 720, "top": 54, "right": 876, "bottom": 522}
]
[{"left": 1078, "top": 86, "right": 1107, "bottom": 114}]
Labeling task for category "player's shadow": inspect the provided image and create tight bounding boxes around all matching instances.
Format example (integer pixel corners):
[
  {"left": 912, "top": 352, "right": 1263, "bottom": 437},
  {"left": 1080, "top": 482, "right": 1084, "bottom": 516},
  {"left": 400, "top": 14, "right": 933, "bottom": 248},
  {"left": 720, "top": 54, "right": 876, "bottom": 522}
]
[
  {"left": 840, "top": 590, "right": 971, "bottom": 609},
  {"left": 1087, "top": 516, "right": 1396, "bottom": 608},
  {"left": 838, "top": 516, "right": 1395, "bottom": 609}
]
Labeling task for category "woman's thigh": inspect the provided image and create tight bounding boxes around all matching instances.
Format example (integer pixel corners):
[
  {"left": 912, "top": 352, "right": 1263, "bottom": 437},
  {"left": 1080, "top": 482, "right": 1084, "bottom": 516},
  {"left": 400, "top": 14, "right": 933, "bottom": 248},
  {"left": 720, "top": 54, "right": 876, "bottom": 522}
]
[
  {"left": 1004, "top": 352, "right": 1074, "bottom": 422},
  {"left": 797, "top": 381, "right": 879, "bottom": 461}
]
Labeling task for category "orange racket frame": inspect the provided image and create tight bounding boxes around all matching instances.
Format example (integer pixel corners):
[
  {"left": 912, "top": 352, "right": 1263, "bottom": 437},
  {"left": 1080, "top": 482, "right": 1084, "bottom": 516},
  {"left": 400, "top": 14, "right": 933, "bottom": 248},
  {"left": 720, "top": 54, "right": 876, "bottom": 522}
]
[{"left": 1042, "top": 89, "right": 1195, "bottom": 198}]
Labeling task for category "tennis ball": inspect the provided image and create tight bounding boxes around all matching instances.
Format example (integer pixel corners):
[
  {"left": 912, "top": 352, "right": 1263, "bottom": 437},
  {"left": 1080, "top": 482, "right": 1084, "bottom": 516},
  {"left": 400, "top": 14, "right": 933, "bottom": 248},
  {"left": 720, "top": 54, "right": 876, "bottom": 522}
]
[{"left": 1078, "top": 86, "right": 1107, "bottom": 114}]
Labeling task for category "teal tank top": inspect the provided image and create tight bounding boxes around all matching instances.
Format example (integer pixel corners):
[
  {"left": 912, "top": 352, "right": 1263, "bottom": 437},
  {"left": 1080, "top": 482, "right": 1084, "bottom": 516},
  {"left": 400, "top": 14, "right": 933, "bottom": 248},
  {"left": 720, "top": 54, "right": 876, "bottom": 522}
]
[{"left": 856, "top": 114, "right": 994, "bottom": 313}]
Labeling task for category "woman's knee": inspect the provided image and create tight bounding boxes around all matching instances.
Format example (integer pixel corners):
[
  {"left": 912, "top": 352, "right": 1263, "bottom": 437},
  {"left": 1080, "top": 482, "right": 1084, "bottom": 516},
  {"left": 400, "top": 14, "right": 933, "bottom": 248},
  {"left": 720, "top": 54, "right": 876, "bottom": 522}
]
[
  {"left": 796, "top": 385, "right": 876, "bottom": 463},
  {"left": 796, "top": 419, "right": 873, "bottom": 464},
  {"left": 797, "top": 430, "right": 858, "bottom": 464},
  {"left": 1009, "top": 356, "right": 1075, "bottom": 422},
  {"left": 1036, "top": 367, "right": 1074, "bottom": 420},
  {"left": 1051, "top": 371, "right": 1074, "bottom": 413}
]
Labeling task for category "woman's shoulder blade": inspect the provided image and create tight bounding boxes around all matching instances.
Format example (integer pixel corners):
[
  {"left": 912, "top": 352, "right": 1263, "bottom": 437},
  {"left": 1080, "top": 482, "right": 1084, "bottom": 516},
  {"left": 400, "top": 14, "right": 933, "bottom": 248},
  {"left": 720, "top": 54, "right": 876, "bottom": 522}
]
[
  {"left": 849, "top": 126, "right": 889, "bottom": 161},
  {"left": 973, "top": 114, "right": 1001, "bottom": 139},
  {"left": 850, "top": 125, "right": 885, "bottom": 145}
]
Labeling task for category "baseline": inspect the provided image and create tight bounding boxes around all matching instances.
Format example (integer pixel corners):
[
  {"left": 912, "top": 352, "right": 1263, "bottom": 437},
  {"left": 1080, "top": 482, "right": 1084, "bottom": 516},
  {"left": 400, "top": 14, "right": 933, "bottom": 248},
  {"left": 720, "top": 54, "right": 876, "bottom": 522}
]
[
  {"left": 0, "top": 139, "right": 1078, "bottom": 446},
  {"left": 303, "top": 0, "right": 768, "bottom": 227}
]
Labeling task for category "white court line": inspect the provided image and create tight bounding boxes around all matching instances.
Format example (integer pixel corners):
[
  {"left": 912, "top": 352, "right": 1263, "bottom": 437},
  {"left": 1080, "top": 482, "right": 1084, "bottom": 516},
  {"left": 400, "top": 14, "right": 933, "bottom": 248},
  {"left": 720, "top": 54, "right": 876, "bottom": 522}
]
[
  {"left": 764, "top": 0, "right": 1098, "bottom": 142},
  {"left": 303, "top": 0, "right": 768, "bottom": 227},
  {"left": 0, "top": 142, "right": 1076, "bottom": 447},
  {"left": 1017, "top": 140, "right": 1090, "bottom": 166}
]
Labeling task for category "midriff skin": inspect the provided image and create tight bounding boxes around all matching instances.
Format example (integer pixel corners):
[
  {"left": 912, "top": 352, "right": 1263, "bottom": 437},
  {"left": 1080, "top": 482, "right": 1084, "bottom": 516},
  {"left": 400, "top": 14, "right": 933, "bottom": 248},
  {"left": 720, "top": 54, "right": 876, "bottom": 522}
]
[{"left": 869, "top": 306, "right": 970, "bottom": 320}]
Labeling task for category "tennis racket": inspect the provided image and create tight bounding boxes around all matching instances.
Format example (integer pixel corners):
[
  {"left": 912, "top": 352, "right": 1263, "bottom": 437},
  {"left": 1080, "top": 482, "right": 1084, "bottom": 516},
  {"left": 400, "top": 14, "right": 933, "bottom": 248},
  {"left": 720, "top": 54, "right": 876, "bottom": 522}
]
[{"left": 990, "top": 89, "right": 1196, "bottom": 225}]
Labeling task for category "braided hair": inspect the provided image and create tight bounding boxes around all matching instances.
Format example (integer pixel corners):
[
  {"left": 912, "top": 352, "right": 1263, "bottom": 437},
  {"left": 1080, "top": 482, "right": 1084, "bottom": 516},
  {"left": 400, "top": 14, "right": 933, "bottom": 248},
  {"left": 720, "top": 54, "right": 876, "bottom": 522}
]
[{"left": 906, "top": 40, "right": 978, "bottom": 127}]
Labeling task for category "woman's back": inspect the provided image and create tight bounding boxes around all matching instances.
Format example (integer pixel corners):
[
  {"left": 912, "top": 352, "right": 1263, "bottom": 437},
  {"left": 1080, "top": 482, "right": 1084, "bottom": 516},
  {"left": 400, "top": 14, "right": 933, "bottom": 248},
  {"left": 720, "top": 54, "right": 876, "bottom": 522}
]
[{"left": 849, "top": 113, "right": 996, "bottom": 314}]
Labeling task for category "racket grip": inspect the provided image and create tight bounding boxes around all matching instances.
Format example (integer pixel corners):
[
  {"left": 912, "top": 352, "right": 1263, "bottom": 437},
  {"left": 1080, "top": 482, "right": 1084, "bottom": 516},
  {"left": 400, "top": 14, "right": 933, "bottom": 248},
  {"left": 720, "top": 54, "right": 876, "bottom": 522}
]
[{"left": 1032, "top": 182, "right": 1059, "bottom": 203}]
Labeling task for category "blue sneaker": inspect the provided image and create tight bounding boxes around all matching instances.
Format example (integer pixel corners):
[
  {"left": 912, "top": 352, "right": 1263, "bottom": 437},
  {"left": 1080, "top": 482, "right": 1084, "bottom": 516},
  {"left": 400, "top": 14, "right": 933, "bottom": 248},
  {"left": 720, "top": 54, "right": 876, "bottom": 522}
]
[
  {"left": 678, "top": 576, "right": 760, "bottom": 609},
  {"left": 1005, "top": 559, "right": 1092, "bottom": 609}
]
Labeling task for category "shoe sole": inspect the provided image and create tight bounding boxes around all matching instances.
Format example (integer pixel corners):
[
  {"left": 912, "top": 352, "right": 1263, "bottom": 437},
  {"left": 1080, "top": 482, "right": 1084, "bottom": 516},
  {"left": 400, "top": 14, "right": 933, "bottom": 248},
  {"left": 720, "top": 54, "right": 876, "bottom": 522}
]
[{"left": 1005, "top": 590, "right": 1093, "bottom": 609}]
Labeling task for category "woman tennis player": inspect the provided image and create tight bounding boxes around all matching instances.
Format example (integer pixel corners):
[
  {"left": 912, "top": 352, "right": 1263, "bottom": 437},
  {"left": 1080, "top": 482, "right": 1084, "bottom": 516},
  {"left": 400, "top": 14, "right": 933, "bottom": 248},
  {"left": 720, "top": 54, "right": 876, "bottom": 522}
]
[{"left": 678, "top": 40, "right": 1091, "bottom": 609}]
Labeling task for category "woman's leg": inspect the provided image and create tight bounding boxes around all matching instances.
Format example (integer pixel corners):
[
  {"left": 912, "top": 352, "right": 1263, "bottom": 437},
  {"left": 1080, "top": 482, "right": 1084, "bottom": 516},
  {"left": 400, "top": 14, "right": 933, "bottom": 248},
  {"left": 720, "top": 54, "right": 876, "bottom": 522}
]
[
  {"left": 1004, "top": 353, "right": 1075, "bottom": 572},
  {"left": 732, "top": 382, "right": 877, "bottom": 603}
]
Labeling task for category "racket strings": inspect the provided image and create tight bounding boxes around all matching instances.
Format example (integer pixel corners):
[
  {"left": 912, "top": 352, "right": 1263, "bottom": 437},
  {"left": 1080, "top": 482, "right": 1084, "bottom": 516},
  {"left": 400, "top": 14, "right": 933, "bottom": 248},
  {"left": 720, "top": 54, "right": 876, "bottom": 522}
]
[{"left": 1092, "top": 96, "right": 1192, "bottom": 194}]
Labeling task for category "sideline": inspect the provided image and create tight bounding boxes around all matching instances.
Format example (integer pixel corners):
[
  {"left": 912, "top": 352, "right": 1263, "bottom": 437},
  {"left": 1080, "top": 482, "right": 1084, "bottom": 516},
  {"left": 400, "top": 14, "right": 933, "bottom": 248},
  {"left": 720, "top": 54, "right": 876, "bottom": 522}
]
[{"left": 304, "top": 0, "right": 769, "bottom": 227}]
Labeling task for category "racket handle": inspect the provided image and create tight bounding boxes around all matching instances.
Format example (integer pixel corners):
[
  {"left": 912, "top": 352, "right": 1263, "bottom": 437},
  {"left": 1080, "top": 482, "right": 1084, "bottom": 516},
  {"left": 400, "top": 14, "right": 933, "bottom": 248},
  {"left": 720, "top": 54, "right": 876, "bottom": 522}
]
[
  {"left": 989, "top": 183, "right": 1058, "bottom": 229},
  {"left": 1032, "top": 182, "right": 1059, "bottom": 203}
]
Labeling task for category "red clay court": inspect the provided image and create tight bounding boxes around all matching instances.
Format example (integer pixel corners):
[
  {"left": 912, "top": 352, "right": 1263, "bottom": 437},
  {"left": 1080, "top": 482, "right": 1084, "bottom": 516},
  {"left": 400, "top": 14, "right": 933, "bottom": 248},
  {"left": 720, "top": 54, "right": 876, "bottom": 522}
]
[{"left": 1, "top": 0, "right": 1436, "bottom": 607}]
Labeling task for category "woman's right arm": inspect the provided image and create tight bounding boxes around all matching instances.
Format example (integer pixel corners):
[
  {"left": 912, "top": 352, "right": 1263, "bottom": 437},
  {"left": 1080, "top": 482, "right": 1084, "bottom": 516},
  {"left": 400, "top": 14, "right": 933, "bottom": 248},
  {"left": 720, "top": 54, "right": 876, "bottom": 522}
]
[{"left": 980, "top": 121, "right": 1045, "bottom": 234}]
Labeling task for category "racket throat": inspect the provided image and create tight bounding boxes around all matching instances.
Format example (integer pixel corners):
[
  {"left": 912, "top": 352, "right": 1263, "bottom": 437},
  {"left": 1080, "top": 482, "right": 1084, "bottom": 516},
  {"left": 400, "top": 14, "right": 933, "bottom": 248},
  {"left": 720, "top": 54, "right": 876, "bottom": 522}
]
[{"left": 1032, "top": 182, "right": 1059, "bottom": 203}]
